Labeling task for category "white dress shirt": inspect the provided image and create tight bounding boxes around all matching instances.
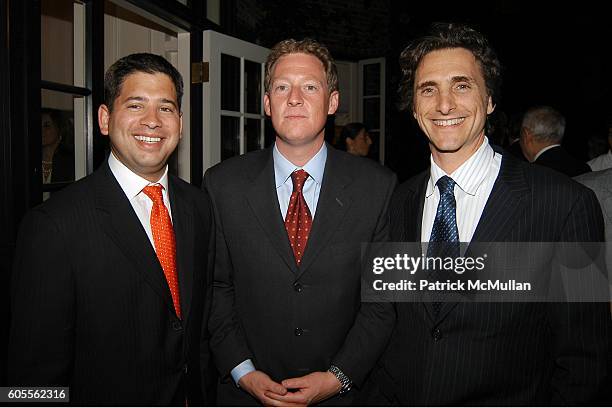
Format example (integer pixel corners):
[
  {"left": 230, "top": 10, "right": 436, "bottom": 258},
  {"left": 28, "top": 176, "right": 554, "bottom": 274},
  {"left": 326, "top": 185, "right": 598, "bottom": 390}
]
[
  {"left": 421, "top": 137, "right": 502, "bottom": 243},
  {"left": 108, "top": 152, "right": 172, "bottom": 249},
  {"left": 532, "top": 143, "right": 561, "bottom": 162}
]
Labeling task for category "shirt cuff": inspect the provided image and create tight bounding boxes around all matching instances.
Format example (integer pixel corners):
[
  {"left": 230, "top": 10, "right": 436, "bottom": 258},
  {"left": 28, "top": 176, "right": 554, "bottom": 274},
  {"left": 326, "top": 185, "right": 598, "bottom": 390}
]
[{"left": 230, "top": 359, "right": 256, "bottom": 386}]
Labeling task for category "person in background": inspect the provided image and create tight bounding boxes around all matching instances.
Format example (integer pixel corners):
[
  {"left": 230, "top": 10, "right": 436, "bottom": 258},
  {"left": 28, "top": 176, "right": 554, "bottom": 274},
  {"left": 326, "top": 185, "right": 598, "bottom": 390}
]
[
  {"left": 41, "top": 108, "right": 74, "bottom": 183},
  {"left": 588, "top": 119, "right": 612, "bottom": 171},
  {"left": 520, "top": 105, "right": 591, "bottom": 176},
  {"left": 337, "top": 122, "right": 373, "bottom": 157}
]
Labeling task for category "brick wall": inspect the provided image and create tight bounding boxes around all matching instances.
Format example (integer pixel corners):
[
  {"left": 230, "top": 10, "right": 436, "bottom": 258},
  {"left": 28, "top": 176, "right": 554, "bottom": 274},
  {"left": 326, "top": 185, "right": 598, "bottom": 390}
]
[{"left": 234, "top": 0, "right": 391, "bottom": 60}]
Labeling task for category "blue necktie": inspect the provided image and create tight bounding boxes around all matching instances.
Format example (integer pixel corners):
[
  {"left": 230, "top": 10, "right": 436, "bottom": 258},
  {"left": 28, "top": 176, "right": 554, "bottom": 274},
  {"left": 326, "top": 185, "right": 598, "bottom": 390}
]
[{"left": 427, "top": 176, "right": 459, "bottom": 316}]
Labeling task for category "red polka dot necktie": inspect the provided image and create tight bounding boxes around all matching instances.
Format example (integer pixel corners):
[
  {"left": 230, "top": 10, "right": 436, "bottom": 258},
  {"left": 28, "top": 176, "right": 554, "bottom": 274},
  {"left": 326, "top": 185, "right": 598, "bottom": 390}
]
[
  {"left": 142, "top": 185, "right": 182, "bottom": 319},
  {"left": 284, "top": 170, "right": 312, "bottom": 266}
]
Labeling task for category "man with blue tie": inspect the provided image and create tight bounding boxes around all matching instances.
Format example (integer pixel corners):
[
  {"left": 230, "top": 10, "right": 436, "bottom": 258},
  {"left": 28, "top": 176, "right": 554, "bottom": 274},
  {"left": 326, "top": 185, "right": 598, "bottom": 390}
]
[
  {"left": 365, "top": 23, "right": 609, "bottom": 405},
  {"left": 204, "top": 38, "right": 396, "bottom": 406}
]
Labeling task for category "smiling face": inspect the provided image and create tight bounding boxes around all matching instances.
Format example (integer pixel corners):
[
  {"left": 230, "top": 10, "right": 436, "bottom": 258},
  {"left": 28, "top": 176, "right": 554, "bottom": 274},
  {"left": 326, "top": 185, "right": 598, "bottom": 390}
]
[
  {"left": 413, "top": 47, "right": 494, "bottom": 172},
  {"left": 98, "top": 72, "right": 182, "bottom": 182},
  {"left": 264, "top": 53, "right": 338, "bottom": 157}
]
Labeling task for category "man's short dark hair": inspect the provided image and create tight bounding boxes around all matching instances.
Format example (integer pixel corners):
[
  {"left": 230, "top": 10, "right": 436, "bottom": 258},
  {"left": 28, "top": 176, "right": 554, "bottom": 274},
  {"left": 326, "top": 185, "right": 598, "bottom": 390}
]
[
  {"left": 398, "top": 22, "right": 502, "bottom": 112},
  {"left": 104, "top": 53, "right": 183, "bottom": 112}
]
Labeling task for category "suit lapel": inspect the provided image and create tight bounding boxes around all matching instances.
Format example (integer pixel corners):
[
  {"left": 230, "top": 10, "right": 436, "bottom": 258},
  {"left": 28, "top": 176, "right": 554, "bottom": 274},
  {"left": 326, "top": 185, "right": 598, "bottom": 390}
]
[
  {"left": 169, "top": 177, "right": 194, "bottom": 323},
  {"left": 434, "top": 153, "right": 531, "bottom": 323},
  {"left": 403, "top": 173, "right": 427, "bottom": 242},
  {"left": 397, "top": 173, "right": 436, "bottom": 323},
  {"left": 470, "top": 153, "right": 530, "bottom": 242},
  {"left": 297, "top": 148, "right": 352, "bottom": 279},
  {"left": 94, "top": 163, "right": 177, "bottom": 317},
  {"left": 247, "top": 149, "right": 299, "bottom": 275}
]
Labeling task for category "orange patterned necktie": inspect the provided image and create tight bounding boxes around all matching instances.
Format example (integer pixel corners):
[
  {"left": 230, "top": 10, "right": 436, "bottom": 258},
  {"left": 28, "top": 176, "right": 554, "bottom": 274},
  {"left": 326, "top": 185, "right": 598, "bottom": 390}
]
[
  {"left": 142, "top": 184, "right": 181, "bottom": 319},
  {"left": 284, "top": 170, "right": 312, "bottom": 265}
]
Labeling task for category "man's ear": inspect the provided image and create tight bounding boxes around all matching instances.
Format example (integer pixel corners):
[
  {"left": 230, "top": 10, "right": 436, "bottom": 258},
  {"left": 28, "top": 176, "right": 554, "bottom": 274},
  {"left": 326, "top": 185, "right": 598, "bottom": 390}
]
[
  {"left": 520, "top": 126, "right": 530, "bottom": 142},
  {"left": 327, "top": 91, "right": 339, "bottom": 115},
  {"left": 264, "top": 93, "right": 271, "bottom": 116},
  {"left": 486, "top": 96, "right": 495, "bottom": 115},
  {"left": 179, "top": 112, "right": 183, "bottom": 139},
  {"left": 98, "top": 104, "right": 110, "bottom": 136}
]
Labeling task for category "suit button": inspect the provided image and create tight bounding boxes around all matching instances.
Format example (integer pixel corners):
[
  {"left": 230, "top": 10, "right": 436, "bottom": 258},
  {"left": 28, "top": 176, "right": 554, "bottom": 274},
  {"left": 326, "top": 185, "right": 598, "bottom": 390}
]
[
  {"left": 293, "top": 282, "right": 303, "bottom": 292},
  {"left": 172, "top": 321, "right": 183, "bottom": 331},
  {"left": 294, "top": 327, "right": 303, "bottom": 336},
  {"left": 432, "top": 328, "right": 442, "bottom": 342}
]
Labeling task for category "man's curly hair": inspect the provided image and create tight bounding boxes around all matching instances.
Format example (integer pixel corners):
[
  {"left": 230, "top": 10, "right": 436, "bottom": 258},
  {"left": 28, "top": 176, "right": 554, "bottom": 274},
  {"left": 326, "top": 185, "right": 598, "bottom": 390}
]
[{"left": 398, "top": 22, "right": 502, "bottom": 112}]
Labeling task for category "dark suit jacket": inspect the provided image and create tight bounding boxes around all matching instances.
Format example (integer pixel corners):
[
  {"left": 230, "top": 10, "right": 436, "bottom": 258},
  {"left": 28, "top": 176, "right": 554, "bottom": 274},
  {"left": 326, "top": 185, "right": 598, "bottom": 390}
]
[
  {"left": 8, "top": 162, "right": 216, "bottom": 405},
  {"left": 535, "top": 145, "right": 591, "bottom": 177},
  {"left": 203, "top": 145, "right": 397, "bottom": 405},
  {"left": 366, "top": 151, "right": 609, "bottom": 405}
]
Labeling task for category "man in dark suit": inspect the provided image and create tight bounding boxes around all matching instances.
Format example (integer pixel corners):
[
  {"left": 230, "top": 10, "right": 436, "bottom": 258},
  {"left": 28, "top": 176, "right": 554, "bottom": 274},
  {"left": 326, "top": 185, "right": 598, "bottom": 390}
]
[
  {"left": 520, "top": 105, "right": 591, "bottom": 177},
  {"left": 9, "top": 53, "right": 215, "bottom": 405},
  {"left": 365, "top": 23, "right": 609, "bottom": 404},
  {"left": 204, "top": 39, "right": 396, "bottom": 406}
]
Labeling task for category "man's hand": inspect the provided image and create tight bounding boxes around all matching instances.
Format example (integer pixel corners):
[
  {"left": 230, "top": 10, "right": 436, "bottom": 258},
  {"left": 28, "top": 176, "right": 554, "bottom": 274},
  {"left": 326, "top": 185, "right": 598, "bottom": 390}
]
[
  {"left": 263, "top": 371, "right": 342, "bottom": 406},
  {"left": 238, "top": 370, "right": 299, "bottom": 406}
]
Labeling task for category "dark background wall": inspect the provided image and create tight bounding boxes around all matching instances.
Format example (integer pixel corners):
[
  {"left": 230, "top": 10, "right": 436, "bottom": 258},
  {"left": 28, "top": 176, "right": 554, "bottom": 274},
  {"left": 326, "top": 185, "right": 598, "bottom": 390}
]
[{"left": 224, "top": 0, "right": 611, "bottom": 181}]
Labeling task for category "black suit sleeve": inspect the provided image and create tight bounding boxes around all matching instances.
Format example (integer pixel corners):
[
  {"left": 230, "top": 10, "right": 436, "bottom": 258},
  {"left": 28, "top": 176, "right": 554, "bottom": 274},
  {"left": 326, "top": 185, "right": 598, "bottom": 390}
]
[
  {"left": 199, "top": 192, "right": 218, "bottom": 401},
  {"left": 203, "top": 171, "right": 254, "bottom": 378},
  {"left": 8, "top": 209, "right": 75, "bottom": 386},
  {"left": 549, "top": 186, "right": 609, "bottom": 402},
  {"left": 331, "top": 172, "right": 398, "bottom": 387}
]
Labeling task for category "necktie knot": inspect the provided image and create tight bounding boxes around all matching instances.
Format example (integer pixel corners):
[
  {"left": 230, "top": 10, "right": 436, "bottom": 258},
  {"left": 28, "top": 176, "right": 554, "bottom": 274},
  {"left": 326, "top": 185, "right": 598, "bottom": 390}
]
[
  {"left": 142, "top": 184, "right": 164, "bottom": 204},
  {"left": 436, "top": 176, "right": 456, "bottom": 197},
  {"left": 290, "top": 169, "right": 309, "bottom": 193}
]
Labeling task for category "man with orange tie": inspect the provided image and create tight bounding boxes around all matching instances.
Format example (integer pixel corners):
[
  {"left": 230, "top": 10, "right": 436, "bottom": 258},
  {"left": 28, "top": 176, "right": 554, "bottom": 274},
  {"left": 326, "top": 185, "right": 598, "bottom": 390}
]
[
  {"left": 204, "top": 38, "right": 397, "bottom": 406},
  {"left": 9, "top": 53, "right": 215, "bottom": 405}
]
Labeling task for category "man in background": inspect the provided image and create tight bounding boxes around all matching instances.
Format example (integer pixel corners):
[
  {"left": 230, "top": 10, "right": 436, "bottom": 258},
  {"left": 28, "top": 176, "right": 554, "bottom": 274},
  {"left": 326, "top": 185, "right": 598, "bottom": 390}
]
[{"left": 520, "top": 105, "right": 591, "bottom": 176}]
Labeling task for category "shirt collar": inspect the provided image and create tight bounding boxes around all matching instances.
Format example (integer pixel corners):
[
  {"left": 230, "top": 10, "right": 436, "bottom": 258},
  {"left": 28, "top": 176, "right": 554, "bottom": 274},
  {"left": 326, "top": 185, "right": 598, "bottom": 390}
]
[
  {"left": 108, "top": 151, "right": 169, "bottom": 199},
  {"left": 426, "top": 136, "right": 495, "bottom": 198},
  {"left": 273, "top": 142, "right": 327, "bottom": 188},
  {"left": 533, "top": 144, "right": 561, "bottom": 162}
]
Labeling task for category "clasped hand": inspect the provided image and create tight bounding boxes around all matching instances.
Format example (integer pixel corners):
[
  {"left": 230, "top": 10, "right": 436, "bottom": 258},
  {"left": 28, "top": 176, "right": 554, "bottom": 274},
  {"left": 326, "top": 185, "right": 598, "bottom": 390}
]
[{"left": 238, "top": 370, "right": 342, "bottom": 406}]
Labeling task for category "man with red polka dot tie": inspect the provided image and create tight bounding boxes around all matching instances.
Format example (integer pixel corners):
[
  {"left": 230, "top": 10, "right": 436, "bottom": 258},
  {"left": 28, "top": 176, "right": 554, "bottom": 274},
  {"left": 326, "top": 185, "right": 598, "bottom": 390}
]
[{"left": 204, "top": 38, "right": 397, "bottom": 406}]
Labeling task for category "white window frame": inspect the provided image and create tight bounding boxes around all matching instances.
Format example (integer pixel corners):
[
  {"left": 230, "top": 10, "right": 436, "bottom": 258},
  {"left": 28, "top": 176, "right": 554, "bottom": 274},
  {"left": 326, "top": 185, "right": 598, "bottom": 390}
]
[{"left": 203, "top": 30, "right": 269, "bottom": 171}]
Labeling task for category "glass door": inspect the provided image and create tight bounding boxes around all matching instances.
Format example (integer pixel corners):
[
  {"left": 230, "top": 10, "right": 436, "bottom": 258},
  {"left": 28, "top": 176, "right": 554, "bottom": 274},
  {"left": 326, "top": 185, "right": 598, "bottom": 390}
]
[{"left": 202, "top": 30, "right": 270, "bottom": 170}]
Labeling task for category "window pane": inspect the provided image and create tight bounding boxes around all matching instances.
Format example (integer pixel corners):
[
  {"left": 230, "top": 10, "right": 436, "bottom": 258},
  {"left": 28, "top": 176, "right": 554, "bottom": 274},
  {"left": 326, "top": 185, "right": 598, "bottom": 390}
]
[
  {"left": 245, "top": 60, "right": 262, "bottom": 114},
  {"left": 41, "top": 90, "right": 79, "bottom": 184},
  {"left": 221, "top": 54, "right": 240, "bottom": 112},
  {"left": 363, "top": 97, "right": 380, "bottom": 130},
  {"left": 41, "top": 0, "right": 75, "bottom": 85},
  {"left": 221, "top": 116, "right": 240, "bottom": 160},
  {"left": 363, "top": 64, "right": 380, "bottom": 96},
  {"left": 245, "top": 119, "right": 262, "bottom": 152},
  {"left": 264, "top": 118, "right": 275, "bottom": 148},
  {"left": 367, "top": 131, "right": 380, "bottom": 161}
]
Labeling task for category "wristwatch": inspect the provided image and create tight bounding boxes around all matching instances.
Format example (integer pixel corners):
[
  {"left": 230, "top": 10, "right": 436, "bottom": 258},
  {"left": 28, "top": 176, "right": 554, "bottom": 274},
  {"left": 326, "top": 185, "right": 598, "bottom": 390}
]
[{"left": 328, "top": 365, "right": 352, "bottom": 394}]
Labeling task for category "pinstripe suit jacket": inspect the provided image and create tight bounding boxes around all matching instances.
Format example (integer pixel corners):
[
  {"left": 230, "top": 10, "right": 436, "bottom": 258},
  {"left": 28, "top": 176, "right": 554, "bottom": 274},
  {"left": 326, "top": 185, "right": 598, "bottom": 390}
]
[
  {"left": 366, "top": 151, "right": 609, "bottom": 405},
  {"left": 8, "top": 162, "right": 216, "bottom": 405}
]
